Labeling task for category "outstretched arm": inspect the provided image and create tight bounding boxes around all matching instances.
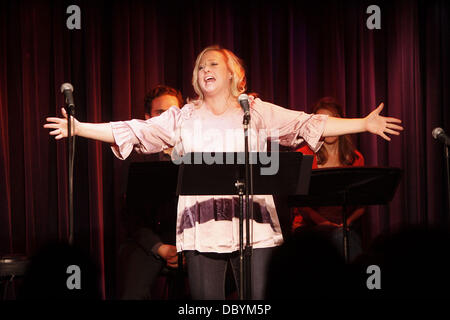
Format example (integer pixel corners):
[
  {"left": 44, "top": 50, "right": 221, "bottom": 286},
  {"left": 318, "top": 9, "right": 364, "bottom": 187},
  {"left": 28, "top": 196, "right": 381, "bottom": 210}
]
[
  {"left": 323, "top": 103, "right": 403, "bottom": 141},
  {"left": 44, "top": 107, "right": 115, "bottom": 143}
]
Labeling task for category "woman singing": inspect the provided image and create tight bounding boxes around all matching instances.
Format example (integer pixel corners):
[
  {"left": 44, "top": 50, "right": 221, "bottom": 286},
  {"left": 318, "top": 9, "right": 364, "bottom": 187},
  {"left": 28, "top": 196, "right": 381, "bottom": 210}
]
[{"left": 44, "top": 45, "right": 402, "bottom": 299}]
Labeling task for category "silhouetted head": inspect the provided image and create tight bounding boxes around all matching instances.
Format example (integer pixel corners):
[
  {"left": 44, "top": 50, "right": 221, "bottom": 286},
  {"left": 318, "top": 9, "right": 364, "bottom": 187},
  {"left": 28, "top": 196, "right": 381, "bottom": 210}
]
[
  {"left": 18, "top": 241, "right": 101, "bottom": 299},
  {"left": 266, "top": 227, "right": 351, "bottom": 299},
  {"left": 357, "top": 225, "right": 450, "bottom": 298}
]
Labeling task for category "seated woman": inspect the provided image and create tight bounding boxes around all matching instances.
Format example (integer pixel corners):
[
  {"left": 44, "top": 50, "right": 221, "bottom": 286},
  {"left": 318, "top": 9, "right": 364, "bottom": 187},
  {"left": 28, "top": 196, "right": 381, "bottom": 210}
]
[{"left": 293, "top": 97, "right": 365, "bottom": 261}]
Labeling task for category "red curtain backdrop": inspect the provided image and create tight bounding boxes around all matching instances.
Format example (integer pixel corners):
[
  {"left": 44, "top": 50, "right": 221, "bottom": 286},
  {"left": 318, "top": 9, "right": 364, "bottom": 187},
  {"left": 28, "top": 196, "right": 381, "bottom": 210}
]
[{"left": 0, "top": 0, "right": 449, "bottom": 298}]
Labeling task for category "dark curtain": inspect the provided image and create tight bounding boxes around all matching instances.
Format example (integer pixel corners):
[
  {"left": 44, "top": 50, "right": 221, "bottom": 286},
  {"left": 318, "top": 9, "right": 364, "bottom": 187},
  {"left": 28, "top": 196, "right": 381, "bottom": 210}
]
[{"left": 0, "top": 0, "right": 448, "bottom": 299}]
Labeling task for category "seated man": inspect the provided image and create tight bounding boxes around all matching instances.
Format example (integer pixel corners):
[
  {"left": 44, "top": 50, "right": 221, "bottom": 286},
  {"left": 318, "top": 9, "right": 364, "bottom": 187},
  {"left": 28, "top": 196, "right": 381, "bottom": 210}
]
[{"left": 118, "top": 85, "right": 184, "bottom": 299}]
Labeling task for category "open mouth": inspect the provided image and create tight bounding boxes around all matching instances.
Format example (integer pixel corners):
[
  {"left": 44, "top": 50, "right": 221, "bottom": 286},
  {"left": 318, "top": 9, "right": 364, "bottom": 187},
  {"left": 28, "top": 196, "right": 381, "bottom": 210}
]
[{"left": 204, "top": 75, "right": 216, "bottom": 84}]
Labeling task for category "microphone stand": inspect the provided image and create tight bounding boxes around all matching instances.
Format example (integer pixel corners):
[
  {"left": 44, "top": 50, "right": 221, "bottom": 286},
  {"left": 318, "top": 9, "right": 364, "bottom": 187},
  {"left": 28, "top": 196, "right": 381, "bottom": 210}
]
[
  {"left": 445, "top": 145, "right": 450, "bottom": 219},
  {"left": 66, "top": 104, "right": 75, "bottom": 245},
  {"left": 239, "top": 110, "right": 253, "bottom": 300}
]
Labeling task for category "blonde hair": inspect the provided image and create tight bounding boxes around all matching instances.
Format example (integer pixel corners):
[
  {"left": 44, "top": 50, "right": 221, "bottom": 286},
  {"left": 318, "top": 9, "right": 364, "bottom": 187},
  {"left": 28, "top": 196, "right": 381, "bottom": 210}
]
[{"left": 191, "top": 45, "right": 246, "bottom": 102}]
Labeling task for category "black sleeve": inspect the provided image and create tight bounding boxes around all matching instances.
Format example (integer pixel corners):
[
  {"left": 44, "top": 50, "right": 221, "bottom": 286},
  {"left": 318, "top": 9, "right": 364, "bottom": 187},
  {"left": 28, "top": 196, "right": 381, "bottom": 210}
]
[{"left": 132, "top": 227, "right": 163, "bottom": 256}]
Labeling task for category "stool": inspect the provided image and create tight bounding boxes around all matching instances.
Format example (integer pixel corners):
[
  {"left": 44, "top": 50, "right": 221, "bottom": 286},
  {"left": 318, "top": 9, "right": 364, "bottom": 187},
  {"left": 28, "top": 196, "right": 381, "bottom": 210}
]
[{"left": 0, "top": 255, "right": 29, "bottom": 300}]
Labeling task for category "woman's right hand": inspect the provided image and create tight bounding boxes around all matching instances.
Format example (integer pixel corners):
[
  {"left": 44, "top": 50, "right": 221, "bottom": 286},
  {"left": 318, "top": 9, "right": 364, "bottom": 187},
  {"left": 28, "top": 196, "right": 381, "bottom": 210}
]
[{"left": 43, "top": 107, "right": 79, "bottom": 139}]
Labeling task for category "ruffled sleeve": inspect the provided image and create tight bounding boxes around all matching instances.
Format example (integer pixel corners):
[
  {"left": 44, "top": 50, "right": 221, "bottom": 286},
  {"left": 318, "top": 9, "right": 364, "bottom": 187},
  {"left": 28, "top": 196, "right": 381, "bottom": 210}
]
[
  {"left": 250, "top": 98, "right": 328, "bottom": 152},
  {"left": 110, "top": 105, "right": 185, "bottom": 160}
]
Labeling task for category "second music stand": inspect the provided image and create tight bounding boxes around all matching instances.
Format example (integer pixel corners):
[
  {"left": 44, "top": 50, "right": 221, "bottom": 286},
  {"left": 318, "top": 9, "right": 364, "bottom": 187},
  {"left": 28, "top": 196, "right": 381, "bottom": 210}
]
[{"left": 288, "top": 166, "right": 402, "bottom": 263}]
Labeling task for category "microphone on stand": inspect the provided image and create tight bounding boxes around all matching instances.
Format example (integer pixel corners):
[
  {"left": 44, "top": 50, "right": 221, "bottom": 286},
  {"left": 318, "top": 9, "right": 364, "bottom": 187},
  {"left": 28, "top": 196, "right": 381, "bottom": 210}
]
[
  {"left": 60, "top": 82, "right": 76, "bottom": 246},
  {"left": 238, "top": 94, "right": 250, "bottom": 127},
  {"left": 238, "top": 93, "right": 250, "bottom": 114},
  {"left": 237, "top": 92, "right": 254, "bottom": 299},
  {"left": 60, "top": 83, "right": 75, "bottom": 110},
  {"left": 432, "top": 127, "right": 450, "bottom": 146}
]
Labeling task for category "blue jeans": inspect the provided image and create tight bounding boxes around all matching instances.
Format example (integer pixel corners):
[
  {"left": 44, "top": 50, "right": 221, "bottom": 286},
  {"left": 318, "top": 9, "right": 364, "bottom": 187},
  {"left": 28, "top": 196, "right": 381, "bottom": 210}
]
[
  {"left": 314, "top": 225, "right": 363, "bottom": 262},
  {"left": 184, "top": 247, "right": 274, "bottom": 300}
]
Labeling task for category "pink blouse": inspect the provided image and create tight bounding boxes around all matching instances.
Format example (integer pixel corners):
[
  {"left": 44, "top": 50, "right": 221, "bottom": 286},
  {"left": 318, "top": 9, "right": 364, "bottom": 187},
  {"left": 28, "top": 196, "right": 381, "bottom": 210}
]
[{"left": 110, "top": 98, "right": 328, "bottom": 253}]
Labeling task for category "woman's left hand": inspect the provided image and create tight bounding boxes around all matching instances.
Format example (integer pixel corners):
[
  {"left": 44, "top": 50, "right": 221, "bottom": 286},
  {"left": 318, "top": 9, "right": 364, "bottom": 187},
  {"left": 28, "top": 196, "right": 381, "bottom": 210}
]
[{"left": 365, "top": 103, "right": 403, "bottom": 141}]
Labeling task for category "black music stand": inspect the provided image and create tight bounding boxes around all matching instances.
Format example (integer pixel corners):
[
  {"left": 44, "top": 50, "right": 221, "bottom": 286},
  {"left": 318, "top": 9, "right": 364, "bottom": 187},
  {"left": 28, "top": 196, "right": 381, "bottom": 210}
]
[
  {"left": 126, "top": 161, "right": 184, "bottom": 299},
  {"left": 288, "top": 167, "right": 402, "bottom": 263},
  {"left": 176, "top": 152, "right": 313, "bottom": 300}
]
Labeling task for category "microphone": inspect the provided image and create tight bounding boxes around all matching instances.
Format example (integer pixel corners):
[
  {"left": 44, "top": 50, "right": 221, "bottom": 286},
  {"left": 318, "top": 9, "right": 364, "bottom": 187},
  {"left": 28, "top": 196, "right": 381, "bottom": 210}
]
[
  {"left": 432, "top": 127, "right": 450, "bottom": 146},
  {"left": 60, "top": 83, "right": 75, "bottom": 109},
  {"left": 238, "top": 93, "right": 250, "bottom": 114}
]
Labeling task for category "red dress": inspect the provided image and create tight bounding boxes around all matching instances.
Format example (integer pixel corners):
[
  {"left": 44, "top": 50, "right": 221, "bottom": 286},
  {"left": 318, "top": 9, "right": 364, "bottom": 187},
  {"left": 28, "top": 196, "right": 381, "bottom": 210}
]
[
  {"left": 292, "top": 144, "right": 365, "bottom": 229},
  {"left": 296, "top": 144, "right": 364, "bottom": 169}
]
